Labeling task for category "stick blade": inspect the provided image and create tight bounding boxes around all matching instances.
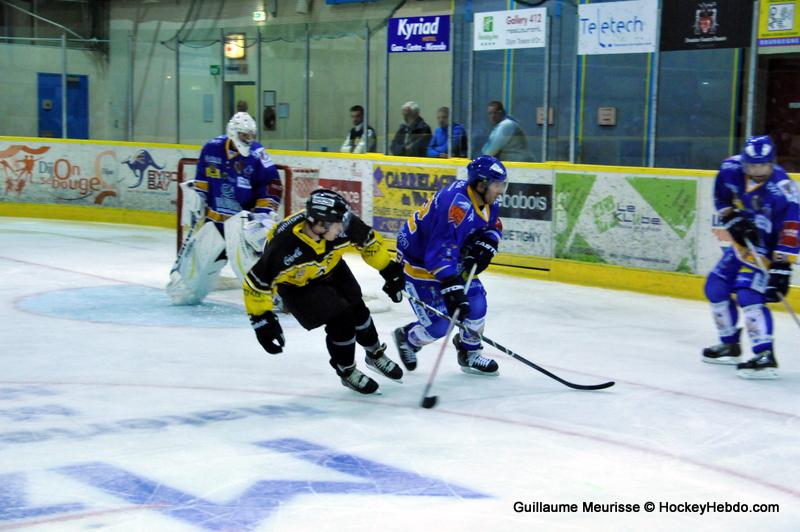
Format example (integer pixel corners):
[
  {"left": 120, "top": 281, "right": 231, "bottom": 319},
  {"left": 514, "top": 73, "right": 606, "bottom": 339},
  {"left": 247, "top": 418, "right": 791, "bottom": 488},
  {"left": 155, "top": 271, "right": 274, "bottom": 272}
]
[{"left": 421, "top": 396, "right": 438, "bottom": 409}]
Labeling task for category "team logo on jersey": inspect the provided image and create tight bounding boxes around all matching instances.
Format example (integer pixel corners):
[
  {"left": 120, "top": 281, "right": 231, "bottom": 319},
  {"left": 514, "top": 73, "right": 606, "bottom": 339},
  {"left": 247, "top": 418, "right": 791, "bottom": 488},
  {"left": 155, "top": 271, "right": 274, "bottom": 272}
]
[{"left": 448, "top": 193, "right": 471, "bottom": 227}]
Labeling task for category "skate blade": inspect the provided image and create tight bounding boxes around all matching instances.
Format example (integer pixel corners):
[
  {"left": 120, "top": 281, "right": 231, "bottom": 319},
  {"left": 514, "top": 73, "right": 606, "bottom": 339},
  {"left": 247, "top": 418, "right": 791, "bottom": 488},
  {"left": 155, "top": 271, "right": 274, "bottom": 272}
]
[
  {"left": 365, "top": 363, "right": 404, "bottom": 383},
  {"left": 702, "top": 356, "right": 740, "bottom": 365},
  {"left": 736, "top": 368, "right": 779, "bottom": 380},
  {"left": 459, "top": 366, "right": 499, "bottom": 376}
]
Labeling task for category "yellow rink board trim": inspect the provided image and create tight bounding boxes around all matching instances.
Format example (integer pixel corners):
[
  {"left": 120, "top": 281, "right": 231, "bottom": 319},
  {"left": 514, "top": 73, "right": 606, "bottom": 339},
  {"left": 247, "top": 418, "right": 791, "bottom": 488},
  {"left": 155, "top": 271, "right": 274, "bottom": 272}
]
[{"left": 0, "top": 202, "right": 174, "bottom": 228}]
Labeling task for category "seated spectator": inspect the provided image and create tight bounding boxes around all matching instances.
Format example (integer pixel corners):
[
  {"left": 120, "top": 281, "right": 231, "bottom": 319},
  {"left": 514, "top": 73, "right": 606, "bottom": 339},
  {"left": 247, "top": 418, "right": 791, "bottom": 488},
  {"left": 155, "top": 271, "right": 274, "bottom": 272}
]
[
  {"left": 481, "top": 100, "right": 531, "bottom": 162},
  {"left": 390, "top": 101, "right": 432, "bottom": 157},
  {"left": 427, "top": 107, "right": 467, "bottom": 158},
  {"left": 340, "top": 105, "right": 377, "bottom": 153}
]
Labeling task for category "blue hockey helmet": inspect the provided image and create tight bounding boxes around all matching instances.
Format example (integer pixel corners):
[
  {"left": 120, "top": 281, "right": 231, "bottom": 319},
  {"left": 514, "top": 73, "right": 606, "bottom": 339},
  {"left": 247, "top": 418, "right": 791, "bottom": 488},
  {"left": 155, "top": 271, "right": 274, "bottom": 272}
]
[
  {"left": 741, "top": 136, "right": 776, "bottom": 165},
  {"left": 467, "top": 155, "right": 507, "bottom": 187}
]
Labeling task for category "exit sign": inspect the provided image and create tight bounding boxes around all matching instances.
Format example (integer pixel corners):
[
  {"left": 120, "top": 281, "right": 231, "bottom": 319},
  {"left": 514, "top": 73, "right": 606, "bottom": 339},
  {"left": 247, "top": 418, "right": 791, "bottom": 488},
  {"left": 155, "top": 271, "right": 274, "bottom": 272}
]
[{"left": 209, "top": 65, "right": 220, "bottom": 76}]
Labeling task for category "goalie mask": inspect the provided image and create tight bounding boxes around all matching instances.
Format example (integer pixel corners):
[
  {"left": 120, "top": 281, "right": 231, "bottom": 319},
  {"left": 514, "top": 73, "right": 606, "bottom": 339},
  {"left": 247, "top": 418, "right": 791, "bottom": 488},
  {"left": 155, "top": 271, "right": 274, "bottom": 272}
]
[{"left": 227, "top": 112, "right": 257, "bottom": 157}]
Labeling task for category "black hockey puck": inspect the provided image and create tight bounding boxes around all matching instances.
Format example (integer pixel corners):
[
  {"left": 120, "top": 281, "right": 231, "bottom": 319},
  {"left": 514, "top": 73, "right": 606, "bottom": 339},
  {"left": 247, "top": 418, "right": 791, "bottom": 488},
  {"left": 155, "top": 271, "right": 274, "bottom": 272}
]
[{"left": 421, "top": 396, "right": 437, "bottom": 409}]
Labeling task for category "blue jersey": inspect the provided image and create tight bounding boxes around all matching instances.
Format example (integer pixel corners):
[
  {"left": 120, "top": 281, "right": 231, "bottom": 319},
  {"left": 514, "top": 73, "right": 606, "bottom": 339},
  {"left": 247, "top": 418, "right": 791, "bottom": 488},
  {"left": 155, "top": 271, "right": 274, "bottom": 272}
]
[
  {"left": 397, "top": 179, "right": 503, "bottom": 281},
  {"left": 194, "top": 136, "right": 282, "bottom": 225},
  {"left": 714, "top": 155, "right": 800, "bottom": 265}
]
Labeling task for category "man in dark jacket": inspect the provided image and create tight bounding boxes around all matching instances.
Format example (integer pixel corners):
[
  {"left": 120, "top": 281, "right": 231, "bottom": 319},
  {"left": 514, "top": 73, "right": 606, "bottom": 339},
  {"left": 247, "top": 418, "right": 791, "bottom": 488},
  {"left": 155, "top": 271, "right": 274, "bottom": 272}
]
[{"left": 390, "top": 101, "right": 432, "bottom": 157}]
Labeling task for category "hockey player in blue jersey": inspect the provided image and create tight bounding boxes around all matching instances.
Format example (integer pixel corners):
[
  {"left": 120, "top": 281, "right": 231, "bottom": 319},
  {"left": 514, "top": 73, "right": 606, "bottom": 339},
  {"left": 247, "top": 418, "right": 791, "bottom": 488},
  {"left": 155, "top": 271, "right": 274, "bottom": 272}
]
[
  {"left": 167, "top": 112, "right": 283, "bottom": 304},
  {"left": 703, "top": 136, "right": 800, "bottom": 379},
  {"left": 393, "top": 155, "right": 506, "bottom": 375}
]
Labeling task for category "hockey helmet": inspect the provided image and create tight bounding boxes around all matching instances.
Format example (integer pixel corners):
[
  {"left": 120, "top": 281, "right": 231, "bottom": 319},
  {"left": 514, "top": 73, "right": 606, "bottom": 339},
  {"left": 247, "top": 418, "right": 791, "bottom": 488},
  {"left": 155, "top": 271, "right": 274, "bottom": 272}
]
[
  {"left": 467, "top": 155, "right": 507, "bottom": 188},
  {"left": 227, "top": 112, "right": 257, "bottom": 157},
  {"left": 306, "top": 189, "right": 350, "bottom": 224},
  {"left": 741, "top": 135, "right": 776, "bottom": 165}
]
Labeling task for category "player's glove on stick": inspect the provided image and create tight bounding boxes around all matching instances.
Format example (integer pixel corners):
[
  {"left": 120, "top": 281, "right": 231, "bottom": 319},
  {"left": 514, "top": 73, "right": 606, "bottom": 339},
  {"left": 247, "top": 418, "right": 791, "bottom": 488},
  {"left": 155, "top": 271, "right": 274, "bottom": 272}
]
[
  {"left": 250, "top": 311, "right": 285, "bottom": 354},
  {"left": 721, "top": 210, "right": 759, "bottom": 247},
  {"left": 463, "top": 234, "right": 498, "bottom": 276},
  {"left": 766, "top": 261, "right": 792, "bottom": 303},
  {"left": 440, "top": 275, "right": 469, "bottom": 317},
  {"left": 379, "top": 261, "right": 404, "bottom": 303}
]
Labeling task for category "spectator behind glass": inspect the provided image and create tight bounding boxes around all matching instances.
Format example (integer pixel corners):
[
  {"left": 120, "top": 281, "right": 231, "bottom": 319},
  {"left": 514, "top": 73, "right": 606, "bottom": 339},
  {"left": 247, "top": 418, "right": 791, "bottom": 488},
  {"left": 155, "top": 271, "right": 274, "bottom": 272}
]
[
  {"left": 481, "top": 101, "right": 531, "bottom": 162},
  {"left": 340, "top": 105, "right": 377, "bottom": 154},
  {"left": 390, "top": 101, "right": 432, "bottom": 158},
  {"left": 427, "top": 107, "right": 467, "bottom": 158}
]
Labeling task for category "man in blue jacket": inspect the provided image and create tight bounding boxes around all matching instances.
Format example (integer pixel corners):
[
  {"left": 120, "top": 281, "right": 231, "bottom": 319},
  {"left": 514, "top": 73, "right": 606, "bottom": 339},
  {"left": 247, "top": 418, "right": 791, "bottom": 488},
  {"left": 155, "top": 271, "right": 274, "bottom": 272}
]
[{"left": 427, "top": 107, "right": 467, "bottom": 158}]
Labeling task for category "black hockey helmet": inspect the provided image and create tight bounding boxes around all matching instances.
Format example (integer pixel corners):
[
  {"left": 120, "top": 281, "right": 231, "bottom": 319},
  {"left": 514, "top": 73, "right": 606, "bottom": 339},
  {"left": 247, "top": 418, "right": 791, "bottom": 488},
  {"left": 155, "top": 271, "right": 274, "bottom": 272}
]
[{"left": 305, "top": 189, "right": 350, "bottom": 223}]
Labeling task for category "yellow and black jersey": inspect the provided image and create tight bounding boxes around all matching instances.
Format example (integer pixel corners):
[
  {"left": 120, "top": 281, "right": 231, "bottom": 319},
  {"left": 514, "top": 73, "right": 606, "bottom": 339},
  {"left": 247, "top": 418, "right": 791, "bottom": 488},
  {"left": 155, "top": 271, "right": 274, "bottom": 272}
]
[{"left": 243, "top": 212, "right": 392, "bottom": 315}]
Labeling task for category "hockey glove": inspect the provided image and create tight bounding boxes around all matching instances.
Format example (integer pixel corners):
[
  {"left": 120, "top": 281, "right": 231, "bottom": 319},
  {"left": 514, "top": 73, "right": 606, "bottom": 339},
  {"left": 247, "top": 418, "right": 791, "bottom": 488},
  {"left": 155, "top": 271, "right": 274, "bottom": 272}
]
[
  {"left": 766, "top": 261, "right": 792, "bottom": 303},
  {"left": 440, "top": 275, "right": 469, "bottom": 317},
  {"left": 463, "top": 234, "right": 498, "bottom": 276},
  {"left": 721, "top": 210, "right": 759, "bottom": 247},
  {"left": 250, "top": 311, "right": 285, "bottom": 354},
  {"left": 379, "top": 261, "right": 404, "bottom": 303}
]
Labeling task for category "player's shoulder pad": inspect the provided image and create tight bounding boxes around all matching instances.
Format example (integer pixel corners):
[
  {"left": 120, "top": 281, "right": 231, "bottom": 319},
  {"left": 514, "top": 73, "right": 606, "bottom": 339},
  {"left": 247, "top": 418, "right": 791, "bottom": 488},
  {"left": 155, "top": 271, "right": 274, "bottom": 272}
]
[
  {"left": 273, "top": 212, "right": 305, "bottom": 238},
  {"left": 718, "top": 155, "right": 743, "bottom": 173},
  {"left": 772, "top": 173, "right": 800, "bottom": 205},
  {"left": 345, "top": 214, "right": 373, "bottom": 246},
  {"left": 251, "top": 145, "right": 276, "bottom": 169}
]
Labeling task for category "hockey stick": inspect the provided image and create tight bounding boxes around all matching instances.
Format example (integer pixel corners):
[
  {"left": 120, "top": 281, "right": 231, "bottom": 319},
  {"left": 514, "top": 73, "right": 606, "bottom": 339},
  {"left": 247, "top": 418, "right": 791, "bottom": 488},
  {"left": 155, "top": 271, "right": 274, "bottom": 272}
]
[
  {"left": 744, "top": 238, "right": 800, "bottom": 330},
  {"left": 404, "top": 291, "right": 615, "bottom": 391},
  {"left": 420, "top": 264, "right": 478, "bottom": 409}
]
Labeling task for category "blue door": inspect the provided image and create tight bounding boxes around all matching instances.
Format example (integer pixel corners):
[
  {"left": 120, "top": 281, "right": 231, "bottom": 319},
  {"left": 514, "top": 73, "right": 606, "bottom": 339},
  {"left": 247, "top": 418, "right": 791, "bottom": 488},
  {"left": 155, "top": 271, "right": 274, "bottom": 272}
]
[{"left": 37, "top": 73, "right": 89, "bottom": 139}]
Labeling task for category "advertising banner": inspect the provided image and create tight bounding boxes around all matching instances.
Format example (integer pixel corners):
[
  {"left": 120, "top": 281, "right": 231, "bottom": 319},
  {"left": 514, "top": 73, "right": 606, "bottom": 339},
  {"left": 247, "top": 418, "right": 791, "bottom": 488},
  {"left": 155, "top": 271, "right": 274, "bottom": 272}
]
[
  {"left": 578, "top": 0, "right": 659, "bottom": 55},
  {"left": 758, "top": 0, "right": 800, "bottom": 49},
  {"left": 388, "top": 15, "right": 450, "bottom": 53},
  {"left": 0, "top": 140, "right": 192, "bottom": 212},
  {"left": 553, "top": 171, "right": 698, "bottom": 272},
  {"left": 371, "top": 163, "right": 458, "bottom": 236},
  {"left": 473, "top": 8, "right": 547, "bottom": 51},
  {"left": 497, "top": 167, "right": 553, "bottom": 258},
  {"left": 660, "top": 0, "right": 752, "bottom": 51}
]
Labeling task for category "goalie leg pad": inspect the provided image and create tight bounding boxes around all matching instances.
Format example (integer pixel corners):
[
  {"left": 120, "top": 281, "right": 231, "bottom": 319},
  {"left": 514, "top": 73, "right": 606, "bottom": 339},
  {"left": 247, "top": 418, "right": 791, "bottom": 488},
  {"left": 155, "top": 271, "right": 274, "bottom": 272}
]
[{"left": 167, "top": 222, "right": 226, "bottom": 305}]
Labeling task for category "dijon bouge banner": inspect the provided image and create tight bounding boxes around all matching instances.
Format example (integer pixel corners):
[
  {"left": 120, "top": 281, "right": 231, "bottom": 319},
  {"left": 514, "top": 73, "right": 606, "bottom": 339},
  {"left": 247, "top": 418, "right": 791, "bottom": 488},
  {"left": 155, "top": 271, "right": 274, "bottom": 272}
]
[{"left": 0, "top": 140, "right": 192, "bottom": 211}]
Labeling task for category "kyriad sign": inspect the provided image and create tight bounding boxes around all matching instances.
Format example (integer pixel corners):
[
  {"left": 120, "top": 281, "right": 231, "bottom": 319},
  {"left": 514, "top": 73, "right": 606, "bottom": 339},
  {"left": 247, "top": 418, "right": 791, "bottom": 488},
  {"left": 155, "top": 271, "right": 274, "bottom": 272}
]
[
  {"left": 578, "top": 0, "right": 658, "bottom": 55},
  {"left": 388, "top": 15, "right": 450, "bottom": 53}
]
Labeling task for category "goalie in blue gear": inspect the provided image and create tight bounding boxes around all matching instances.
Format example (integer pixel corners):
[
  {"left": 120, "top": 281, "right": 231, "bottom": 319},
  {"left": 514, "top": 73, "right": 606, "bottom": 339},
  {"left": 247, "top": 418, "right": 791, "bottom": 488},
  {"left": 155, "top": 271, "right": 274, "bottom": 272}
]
[
  {"left": 393, "top": 155, "right": 506, "bottom": 375},
  {"left": 703, "top": 135, "right": 800, "bottom": 379},
  {"left": 166, "top": 112, "right": 283, "bottom": 305}
]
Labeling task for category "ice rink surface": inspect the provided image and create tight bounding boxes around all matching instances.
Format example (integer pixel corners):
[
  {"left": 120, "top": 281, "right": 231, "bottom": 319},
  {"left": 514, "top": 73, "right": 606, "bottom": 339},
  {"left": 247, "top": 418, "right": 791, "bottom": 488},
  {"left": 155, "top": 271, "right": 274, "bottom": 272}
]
[{"left": 0, "top": 218, "right": 798, "bottom": 531}]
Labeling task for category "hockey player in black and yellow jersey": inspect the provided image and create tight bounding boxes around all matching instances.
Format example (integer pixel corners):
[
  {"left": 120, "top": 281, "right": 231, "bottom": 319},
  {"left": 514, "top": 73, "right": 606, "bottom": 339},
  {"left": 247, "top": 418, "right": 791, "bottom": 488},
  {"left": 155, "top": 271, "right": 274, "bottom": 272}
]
[{"left": 243, "top": 189, "right": 405, "bottom": 394}]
